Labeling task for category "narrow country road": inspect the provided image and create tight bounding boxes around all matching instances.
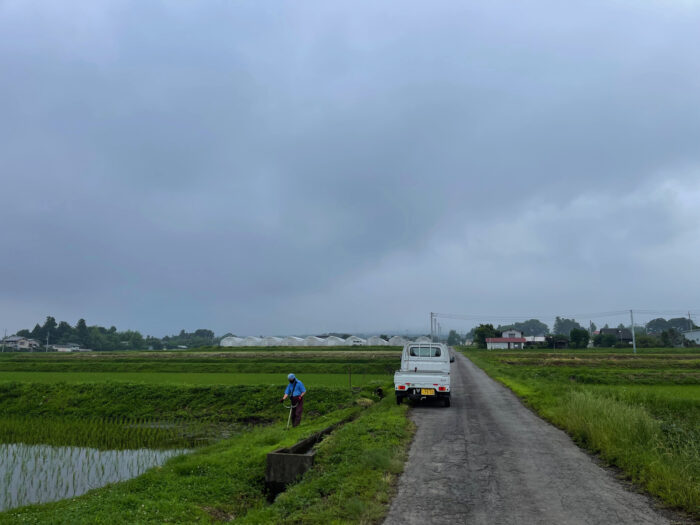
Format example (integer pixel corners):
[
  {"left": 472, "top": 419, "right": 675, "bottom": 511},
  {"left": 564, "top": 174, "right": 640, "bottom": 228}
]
[{"left": 383, "top": 353, "right": 673, "bottom": 525}]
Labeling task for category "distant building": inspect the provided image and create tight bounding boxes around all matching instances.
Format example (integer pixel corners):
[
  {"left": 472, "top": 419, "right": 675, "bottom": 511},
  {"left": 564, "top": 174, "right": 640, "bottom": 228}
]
[
  {"left": 52, "top": 343, "right": 81, "bottom": 352},
  {"left": 1, "top": 336, "right": 41, "bottom": 351},
  {"left": 486, "top": 330, "right": 526, "bottom": 350},
  {"left": 683, "top": 329, "right": 700, "bottom": 344},
  {"left": 598, "top": 328, "right": 632, "bottom": 344},
  {"left": 388, "top": 336, "right": 408, "bottom": 346},
  {"left": 524, "top": 336, "right": 546, "bottom": 344}
]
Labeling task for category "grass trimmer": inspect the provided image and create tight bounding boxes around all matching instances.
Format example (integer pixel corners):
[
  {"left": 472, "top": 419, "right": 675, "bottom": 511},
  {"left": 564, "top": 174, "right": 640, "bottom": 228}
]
[{"left": 282, "top": 400, "right": 298, "bottom": 430}]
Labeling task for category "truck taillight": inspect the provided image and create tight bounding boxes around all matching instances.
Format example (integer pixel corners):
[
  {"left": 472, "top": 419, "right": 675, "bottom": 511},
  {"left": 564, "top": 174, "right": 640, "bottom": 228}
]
[
  {"left": 397, "top": 385, "right": 406, "bottom": 390},
  {"left": 438, "top": 386, "right": 447, "bottom": 392}
]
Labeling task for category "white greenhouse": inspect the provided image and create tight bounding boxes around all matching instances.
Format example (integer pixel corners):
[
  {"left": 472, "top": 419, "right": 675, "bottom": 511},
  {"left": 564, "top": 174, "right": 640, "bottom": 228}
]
[
  {"left": 323, "top": 336, "right": 345, "bottom": 346},
  {"left": 415, "top": 336, "right": 431, "bottom": 343},
  {"left": 366, "top": 336, "right": 388, "bottom": 346},
  {"left": 283, "top": 336, "right": 305, "bottom": 346},
  {"left": 220, "top": 336, "right": 244, "bottom": 347},
  {"left": 262, "top": 336, "right": 283, "bottom": 347},
  {"left": 388, "top": 336, "right": 408, "bottom": 346},
  {"left": 345, "top": 336, "right": 367, "bottom": 346},
  {"left": 243, "top": 336, "right": 262, "bottom": 346},
  {"left": 303, "top": 336, "right": 325, "bottom": 346}
]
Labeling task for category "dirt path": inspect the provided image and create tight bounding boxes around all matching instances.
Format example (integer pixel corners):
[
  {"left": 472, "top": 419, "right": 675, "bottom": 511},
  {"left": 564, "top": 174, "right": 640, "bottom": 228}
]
[{"left": 384, "top": 353, "right": 673, "bottom": 525}]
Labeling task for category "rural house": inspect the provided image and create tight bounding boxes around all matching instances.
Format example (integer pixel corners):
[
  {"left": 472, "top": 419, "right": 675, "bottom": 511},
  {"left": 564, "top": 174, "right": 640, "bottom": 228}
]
[
  {"left": 486, "top": 330, "right": 526, "bottom": 350},
  {"left": 599, "top": 328, "right": 633, "bottom": 344},
  {"left": 1, "top": 336, "right": 41, "bottom": 351}
]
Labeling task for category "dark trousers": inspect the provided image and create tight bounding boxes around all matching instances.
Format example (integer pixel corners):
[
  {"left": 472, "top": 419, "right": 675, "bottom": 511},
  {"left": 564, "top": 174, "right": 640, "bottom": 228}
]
[{"left": 292, "top": 396, "right": 304, "bottom": 426}]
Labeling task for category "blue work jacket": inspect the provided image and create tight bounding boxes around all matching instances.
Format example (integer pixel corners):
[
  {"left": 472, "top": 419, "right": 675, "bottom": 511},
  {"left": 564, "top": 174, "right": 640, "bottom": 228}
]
[{"left": 285, "top": 379, "right": 306, "bottom": 397}]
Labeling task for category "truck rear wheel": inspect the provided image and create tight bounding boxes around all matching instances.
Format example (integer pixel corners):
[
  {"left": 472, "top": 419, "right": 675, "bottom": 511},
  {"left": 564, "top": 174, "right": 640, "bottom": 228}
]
[
  {"left": 396, "top": 394, "right": 403, "bottom": 405},
  {"left": 443, "top": 396, "right": 451, "bottom": 407}
]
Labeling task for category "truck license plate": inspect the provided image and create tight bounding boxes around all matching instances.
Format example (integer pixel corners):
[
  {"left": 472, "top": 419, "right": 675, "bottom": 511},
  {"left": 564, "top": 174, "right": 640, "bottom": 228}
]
[{"left": 420, "top": 388, "right": 435, "bottom": 396}]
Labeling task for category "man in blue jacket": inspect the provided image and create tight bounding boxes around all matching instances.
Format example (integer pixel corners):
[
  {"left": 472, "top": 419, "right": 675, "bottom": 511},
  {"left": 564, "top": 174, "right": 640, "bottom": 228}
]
[{"left": 280, "top": 373, "right": 306, "bottom": 427}]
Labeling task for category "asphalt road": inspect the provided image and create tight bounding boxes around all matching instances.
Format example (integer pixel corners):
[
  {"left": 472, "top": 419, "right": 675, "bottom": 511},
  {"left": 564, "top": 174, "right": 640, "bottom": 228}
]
[{"left": 383, "top": 352, "right": 674, "bottom": 525}]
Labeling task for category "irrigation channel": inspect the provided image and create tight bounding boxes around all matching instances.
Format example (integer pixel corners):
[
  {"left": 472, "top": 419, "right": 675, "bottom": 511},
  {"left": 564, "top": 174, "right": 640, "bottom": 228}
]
[{"left": 0, "top": 443, "right": 187, "bottom": 511}]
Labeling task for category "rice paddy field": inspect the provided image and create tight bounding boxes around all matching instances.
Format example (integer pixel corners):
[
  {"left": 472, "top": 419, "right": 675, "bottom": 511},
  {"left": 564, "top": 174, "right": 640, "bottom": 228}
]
[
  {"left": 461, "top": 347, "right": 700, "bottom": 519},
  {"left": 0, "top": 347, "right": 412, "bottom": 523}
]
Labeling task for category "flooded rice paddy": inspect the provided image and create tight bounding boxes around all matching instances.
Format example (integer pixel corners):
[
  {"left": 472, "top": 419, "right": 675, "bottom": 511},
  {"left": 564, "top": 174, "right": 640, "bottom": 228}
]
[{"left": 0, "top": 443, "right": 186, "bottom": 511}]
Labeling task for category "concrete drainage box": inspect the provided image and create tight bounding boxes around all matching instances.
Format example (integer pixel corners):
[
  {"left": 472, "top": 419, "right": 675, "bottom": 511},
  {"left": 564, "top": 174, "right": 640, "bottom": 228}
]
[{"left": 265, "top": 420, "right": 349, "bottom": 499}]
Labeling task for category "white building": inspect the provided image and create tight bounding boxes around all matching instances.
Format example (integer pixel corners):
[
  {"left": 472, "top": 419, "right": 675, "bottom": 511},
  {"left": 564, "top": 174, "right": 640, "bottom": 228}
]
[
  {"left": 366, "top": 336, "right": 388, "bottom": 346},
  {"left": 303, "top": 336, "right": 325, "bottom": 346},
  {"left": 262, "top": 336, "right": 283, "bottom": 346},
  {"left": 323, "top": 336, "right": 345, "bottom": 346},
  {"left": 388, "top": 336, "right": 408, "bottom": 346},
  {"left": 282, "top": 336, "right": 305, "bottom": 346},
  {"left": 345, "top": 336, "right": 366, "bottom": 346},
  {"left": 683, "top": 329, "right": 700, "bottom": 344},
  {"left": 486, "top": 329, "right": 526, "bottom": 350},
  {"left": 243, "top": 336, "right": 262, "bottom": 346},
  {"left": 523, "top": 336, "right": 546, "bottom": 344},
  {"left": 1, "top": 336, "right": 41, "bottom": 351}
]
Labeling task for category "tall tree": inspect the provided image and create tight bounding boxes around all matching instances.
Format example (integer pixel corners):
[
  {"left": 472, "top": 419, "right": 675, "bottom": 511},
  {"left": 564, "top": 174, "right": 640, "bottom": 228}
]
[
  {"left": 498, "top": 319, "right": 549, "bottom": 336},
  {"left": 473, "top": 324, "right": 500, "bottom": 349},
  {"left": 75, "top": 319, "right": 89, "bottom": 346},
  {"left": 553, "top": 317, "right": 584, "bottom": 335},
  {"left": 447, "top": 330, "right": 461, "bottom": 346},
  {"left": 645, "top": 318, "right": 669, "bottom": 334},
  {"left": 569, "top": 328, "right": 590, "bottom": 349}
]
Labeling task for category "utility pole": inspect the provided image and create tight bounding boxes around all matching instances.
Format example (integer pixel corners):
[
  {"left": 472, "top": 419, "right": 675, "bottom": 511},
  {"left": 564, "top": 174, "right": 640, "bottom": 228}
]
[
  {"left": 46, "top": 332, "right": 49, "bottom": 352},
  {"left": 630, "top": 309, "right": 636, "bottom": 355},
  {"left": 2, "top": 329, "right": 6, "bottom": 352},
  {"left": 430, "top": 312, "right": 435, "bottom": 342},
  {"left": 689, "top": 311, "right": 693, "bottom": 332}
]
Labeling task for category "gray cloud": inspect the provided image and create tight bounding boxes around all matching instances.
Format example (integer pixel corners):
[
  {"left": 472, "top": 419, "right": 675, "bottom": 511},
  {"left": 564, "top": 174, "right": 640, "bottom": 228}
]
[{"left": 2, "top": 0, "right": 700, "bottom": 336}]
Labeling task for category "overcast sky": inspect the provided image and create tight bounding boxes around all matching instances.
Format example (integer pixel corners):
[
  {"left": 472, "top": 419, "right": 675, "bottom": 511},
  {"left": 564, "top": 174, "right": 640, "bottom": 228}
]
[{"left": 2, "top": 0, "right": 700, "bottom": 337}]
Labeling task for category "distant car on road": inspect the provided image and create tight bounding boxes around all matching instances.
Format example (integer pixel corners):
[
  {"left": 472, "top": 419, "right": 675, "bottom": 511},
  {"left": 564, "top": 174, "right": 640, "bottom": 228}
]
[{"left": 394, "top": 342, "right": 451, "bottom": 407}]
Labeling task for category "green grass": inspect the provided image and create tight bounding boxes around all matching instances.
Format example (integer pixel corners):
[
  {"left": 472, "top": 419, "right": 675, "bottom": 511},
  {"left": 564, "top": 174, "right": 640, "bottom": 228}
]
[
  {"left": 0, "top": 349, "right": 411, "bottom": 521},
  {"left": 460, "top": 347, "right": 700, "bottom": 518},
  {"left": 0, "top": 371, "right": 388, "bottom": 387},
  {"left": 0, "top": 382, "right": 363, "bottom": 424},
  {"left": 0, "top": 397, "right": 413, "bottom": 524},
  {"left": 0, "top": 350, "right": 400, "bottom": 376}
]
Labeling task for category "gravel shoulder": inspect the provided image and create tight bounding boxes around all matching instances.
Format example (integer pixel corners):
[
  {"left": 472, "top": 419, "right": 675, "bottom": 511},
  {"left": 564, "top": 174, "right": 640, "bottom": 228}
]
[{"left": 384, "top": 352, "right": 678, "bottom": 525}]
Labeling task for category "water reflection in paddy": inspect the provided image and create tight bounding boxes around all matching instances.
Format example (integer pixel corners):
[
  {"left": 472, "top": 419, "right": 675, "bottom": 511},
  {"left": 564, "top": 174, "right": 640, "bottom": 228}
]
[{"left": 0, "top": 443, "right": 186, "bottom": 511}]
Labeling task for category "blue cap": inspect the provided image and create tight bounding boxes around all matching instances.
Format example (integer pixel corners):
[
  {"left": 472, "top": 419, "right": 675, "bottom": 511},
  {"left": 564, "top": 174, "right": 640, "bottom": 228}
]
[{"left": 288, "top": 373, "right": 295, "bottom": 381}]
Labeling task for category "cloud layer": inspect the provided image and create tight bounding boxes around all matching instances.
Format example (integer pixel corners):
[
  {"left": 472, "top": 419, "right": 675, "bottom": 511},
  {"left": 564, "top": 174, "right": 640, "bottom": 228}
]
[{"left": 2, "top": 0, "right": 699, "bottom": 335}]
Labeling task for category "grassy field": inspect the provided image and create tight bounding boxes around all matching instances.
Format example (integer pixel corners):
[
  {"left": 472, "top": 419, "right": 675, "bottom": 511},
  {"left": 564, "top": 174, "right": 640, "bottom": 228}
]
[
  {"left": 461, "top": 347, "right": 700, "bottom": 519},
  {"left": 0, "top": 347, "right": 411, "bottom": 523},
  {"left": 0, "top": 398, "right": 412, "bottom": 524},
  {"left": 0, "top": 371, "right": 387, "bottom": 387}
]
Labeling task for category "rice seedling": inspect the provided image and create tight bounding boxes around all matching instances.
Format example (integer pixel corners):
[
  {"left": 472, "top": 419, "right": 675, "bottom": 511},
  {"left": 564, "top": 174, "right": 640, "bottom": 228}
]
[{"left": 0, "top": 443, "right": 186, "bottom": 511}]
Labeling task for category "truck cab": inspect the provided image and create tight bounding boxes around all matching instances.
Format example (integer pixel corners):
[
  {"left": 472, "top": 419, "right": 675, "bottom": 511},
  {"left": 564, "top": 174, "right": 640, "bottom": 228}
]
[{"left": 394, "top": 342, "right": 451, "bottom": 407}]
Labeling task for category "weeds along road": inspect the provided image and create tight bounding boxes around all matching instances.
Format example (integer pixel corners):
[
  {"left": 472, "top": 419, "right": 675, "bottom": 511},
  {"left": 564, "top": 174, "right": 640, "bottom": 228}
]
[{"left": 384, "top": 352, "right": 673, "bottom": 525}]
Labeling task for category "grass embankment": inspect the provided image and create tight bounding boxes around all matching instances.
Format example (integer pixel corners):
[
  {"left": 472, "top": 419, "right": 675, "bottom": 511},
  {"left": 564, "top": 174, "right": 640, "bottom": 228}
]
[
  {"left": 0, "top": 397, "right": 412, "bottom": 524},
  {"left": 461, "top": 347, "right": 700, "bottom": 518}
]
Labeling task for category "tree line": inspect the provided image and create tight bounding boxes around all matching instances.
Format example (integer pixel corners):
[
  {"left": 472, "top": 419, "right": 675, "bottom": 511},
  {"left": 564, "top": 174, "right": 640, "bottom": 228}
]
[
  {"left": 462, "top": 316, "right": 697, "bottom": 349},
  {"left": 13, "top": 317, "right": 218, "bottom": 351}
]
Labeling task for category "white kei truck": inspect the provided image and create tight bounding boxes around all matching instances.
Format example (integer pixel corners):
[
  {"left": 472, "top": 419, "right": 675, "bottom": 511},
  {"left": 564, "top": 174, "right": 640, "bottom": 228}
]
[{"left": 394, "top": 342, "right": 451, "bottom": 407}]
